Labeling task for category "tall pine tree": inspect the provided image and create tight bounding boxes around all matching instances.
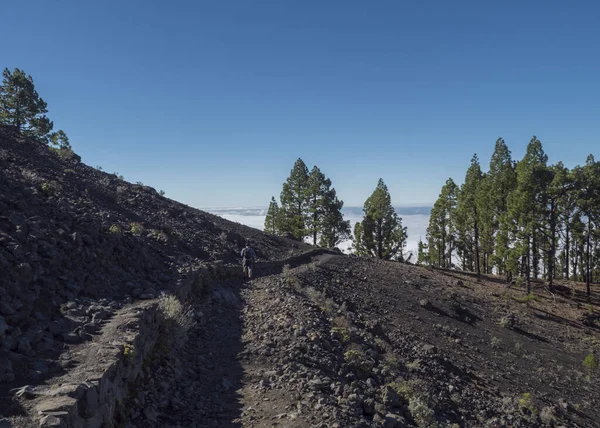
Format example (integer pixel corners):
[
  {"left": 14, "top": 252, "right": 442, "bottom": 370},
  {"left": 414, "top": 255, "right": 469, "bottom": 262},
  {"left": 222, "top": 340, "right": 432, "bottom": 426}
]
[
  {"left": 507, "top": 136, "right": 550, "bottom": 294},
  {"left": 279, "top": 158, "right": 310, "bottom": 240},
  {"left": 426, "top": 178, "right": 459, "bottom": 268},
  {"left": 456, "top": 154, "right": 483, "bottom": 275},
  {"left": 264, "top": 197, "right": 280, "bottom": 234},
  {"left": 0, "top": 68, "right": 54, "bottom": 141},
  {"left": 354, "top": 179, "right": 407, "bottom": 260}
]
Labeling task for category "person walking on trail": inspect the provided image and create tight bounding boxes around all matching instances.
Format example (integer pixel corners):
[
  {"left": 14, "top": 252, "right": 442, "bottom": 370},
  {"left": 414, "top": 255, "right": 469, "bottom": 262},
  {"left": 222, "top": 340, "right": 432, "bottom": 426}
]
[{"left": 241, "top": 240, "right": 256, "bottom": 279}]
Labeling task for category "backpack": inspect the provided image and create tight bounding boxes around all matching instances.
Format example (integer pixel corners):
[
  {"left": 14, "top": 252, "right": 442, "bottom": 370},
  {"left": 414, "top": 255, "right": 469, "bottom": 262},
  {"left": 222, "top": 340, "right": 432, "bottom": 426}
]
[{"left": 244, "top": 248, "right": 253, "bottom": 261}]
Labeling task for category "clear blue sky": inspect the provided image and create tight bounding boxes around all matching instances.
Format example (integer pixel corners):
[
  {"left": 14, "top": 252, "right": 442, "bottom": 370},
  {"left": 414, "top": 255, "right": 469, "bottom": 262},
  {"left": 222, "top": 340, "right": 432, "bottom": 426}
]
[{"left": 3, "top": 1, "right": 600, "bottom": 208}]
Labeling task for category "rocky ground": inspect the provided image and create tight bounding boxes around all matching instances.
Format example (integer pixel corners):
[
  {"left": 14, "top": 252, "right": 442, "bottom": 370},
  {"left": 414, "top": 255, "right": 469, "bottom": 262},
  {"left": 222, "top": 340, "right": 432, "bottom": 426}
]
[{"left": 118, "top": 253, "right": 600, "bottom": 428}]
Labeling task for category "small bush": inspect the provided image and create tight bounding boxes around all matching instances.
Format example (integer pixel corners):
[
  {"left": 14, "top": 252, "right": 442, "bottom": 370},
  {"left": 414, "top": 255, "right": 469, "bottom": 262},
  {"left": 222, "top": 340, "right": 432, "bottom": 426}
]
[
  {"left": 388, "top": 381, "right": 414, "bottom": 403},
  {"left": 344, "top": 349, "right": 363, "bottom": 363},
  {"left": 123, "top": 343, "right": 135, "bottom": 360},
  {"left": 344, "top": 348, "right": 374, "bottom": 373},
  {"left": 408, "top": 396, "right": 438, "bottom": 427},
  {"left": 519, "top": 392, "right": 537, "bottom": 415},
  {"left": 130, "top": 222, "right": 144, "bottom": 236},
  {"left": 331, "top": 327, "right": 350, "bottom": 343},
  {"left": 499, "top": 313, "right": 516, "bottom": 329},
  {"left": 41, "top": 181, "right": 61, "bottom": 195},
  {"left": 63, "top": 168, "right": 75, "bottom": 174},
  {"left": 109, "top": 224, "right": 121, "bottom": 234},
  {"left": 158, "top": 294, "right": 196, "bottom": 348},
  {"left": 582, "top": 353, "right": 598, "bottom": 380},
  {"left": 513, "top": 293, "right": 538, "bottom": 304},
  {"left": 135, "top": 181, "right": 144, "bottom": 186},
  {"left": 159, "top": 190, "right": 165, "bottom": 196},
  {"left": 150, "top": 229, "right": 168, "bottom": 241},
  {"left": 50, "top": 146, "right": 78, "bottom": 161},
  {"left": 540, "top": 406, "right": 556, "bottom": 424}
]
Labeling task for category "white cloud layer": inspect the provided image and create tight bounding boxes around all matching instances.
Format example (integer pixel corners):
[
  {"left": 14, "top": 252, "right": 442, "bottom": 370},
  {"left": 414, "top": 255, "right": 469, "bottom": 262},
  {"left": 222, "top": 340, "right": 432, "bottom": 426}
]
[{"left": 207, "top": 207, "right": 430, "bottom": 261}]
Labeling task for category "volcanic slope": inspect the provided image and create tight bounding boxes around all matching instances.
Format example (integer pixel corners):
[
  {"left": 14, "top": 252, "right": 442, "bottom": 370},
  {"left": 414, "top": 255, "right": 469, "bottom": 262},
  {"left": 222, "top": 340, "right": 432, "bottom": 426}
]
[
  {"left": 0, "top": 127, "right": 309, "bottom": 420},
  {"left": 120, "top": 256, "right": 600, "bottom": 427}
]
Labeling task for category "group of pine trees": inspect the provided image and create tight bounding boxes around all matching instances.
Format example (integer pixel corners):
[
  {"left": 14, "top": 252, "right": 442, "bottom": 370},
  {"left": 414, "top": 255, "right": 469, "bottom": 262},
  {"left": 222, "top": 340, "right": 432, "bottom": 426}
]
[
  {"left": 266, "top": 161, "right": 409, "bottom": 261},
  {"left": 264, "top": 158, "right": 351, "bottom": 248},
  {"left": 0, "top": 67, "right": 72, "bottom": 151},
  {"left": 421, "top": 136, "right": 600, "bottom": 296}
]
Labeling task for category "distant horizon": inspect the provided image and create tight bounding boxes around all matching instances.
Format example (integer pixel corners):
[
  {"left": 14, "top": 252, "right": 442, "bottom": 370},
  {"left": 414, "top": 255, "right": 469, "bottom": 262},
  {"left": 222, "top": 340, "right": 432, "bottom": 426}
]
[
  {"left": 204, "top": 205, "right": 431, "bottom": 257},
  {"left": 201, "top": 203, "right": 434, "bottom": 211}
]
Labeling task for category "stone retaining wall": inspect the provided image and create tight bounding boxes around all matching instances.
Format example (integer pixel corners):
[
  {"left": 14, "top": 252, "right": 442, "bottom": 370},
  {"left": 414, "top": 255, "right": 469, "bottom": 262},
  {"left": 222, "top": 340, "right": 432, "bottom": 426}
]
[{"left": 21, "top": 249, "right": 337, "bottom": 427}]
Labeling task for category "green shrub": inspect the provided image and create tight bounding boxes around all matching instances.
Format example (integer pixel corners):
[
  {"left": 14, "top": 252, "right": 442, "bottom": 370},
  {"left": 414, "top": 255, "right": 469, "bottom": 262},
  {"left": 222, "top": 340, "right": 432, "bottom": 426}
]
[
  {"left": 63, "top": 168, "right": 75, "bottom": 174},
  {"left": 41, "top": 181, "right": 61, "bottom": 195},
  {"left": 519, "top": 392, "right": 537, "bottom": 415},
  {"left": 159, "top": 190, "right": 165, "bottom": 196},
  {"left": 513, "top": 293, "right": 538, "bottom": 304},
  {"left": 331, "top": 327, "right": 350, "bottom": 343},
  {"left": 109, "top": 224, "right": 121, "bottom": 234},
  {"left": 387, "top": 381, "right": 414, "bottom": 403},
  {"left": 123, "top": 343, "right": 135, "bottom": 360},
  {"left": 50, "top": 146, "right": 78, "bottom": 161},
  {"left": 158, "top": 294, "right": 196, "bottom": 348},
  {"left": 130, "top": 222, "right": 144, "bottom": 235},
  {"left": 583, "top": 353, "right": 598, "bottom": 380}
]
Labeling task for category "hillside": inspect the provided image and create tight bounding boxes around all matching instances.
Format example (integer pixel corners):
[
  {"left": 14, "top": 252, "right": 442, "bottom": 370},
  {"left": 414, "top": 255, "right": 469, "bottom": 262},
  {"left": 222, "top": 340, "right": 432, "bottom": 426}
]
[{"left": 1, "top": 128, "right": 599, "bottom": 427}]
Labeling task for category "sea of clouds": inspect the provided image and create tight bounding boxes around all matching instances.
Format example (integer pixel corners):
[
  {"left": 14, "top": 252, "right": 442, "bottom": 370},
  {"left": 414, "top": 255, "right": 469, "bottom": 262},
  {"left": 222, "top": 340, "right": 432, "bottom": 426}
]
[{"left": 205, "top": 206, "right": 431, "bottom": 261}]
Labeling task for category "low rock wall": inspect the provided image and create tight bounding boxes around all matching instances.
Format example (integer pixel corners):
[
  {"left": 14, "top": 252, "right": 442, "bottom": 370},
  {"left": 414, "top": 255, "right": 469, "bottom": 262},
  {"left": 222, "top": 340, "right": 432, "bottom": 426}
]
[{"left": 20, "top": 249, "right": 336, "bottom": 427}]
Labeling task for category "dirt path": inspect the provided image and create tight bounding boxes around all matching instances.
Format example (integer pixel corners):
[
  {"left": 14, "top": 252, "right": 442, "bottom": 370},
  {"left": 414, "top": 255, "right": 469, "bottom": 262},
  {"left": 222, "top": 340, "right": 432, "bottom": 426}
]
[
  {"left": 118, "top": 270, "right": 326, "bottom": 427},
  {"left": 118, "top": 255, "right": 600, "bottom": 428}
]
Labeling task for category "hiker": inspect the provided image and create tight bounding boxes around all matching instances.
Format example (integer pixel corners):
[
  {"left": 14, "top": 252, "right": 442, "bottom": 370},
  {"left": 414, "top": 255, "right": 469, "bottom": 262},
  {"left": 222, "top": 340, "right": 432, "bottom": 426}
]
[{"left": 241, "top": 240, "right": 256, "bottom": 279}]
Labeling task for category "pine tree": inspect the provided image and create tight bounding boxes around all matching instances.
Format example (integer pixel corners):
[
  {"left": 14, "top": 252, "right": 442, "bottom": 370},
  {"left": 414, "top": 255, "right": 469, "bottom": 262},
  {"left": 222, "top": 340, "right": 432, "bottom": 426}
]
[
  {"left": 426, "top": 178, "right": 459, "bottom": 268},
  {"left": 573, "top": 155, "right": 600, "bottom": 295},
  {"left": 456, "top": 154, "right": 483, "bottom": 275},
  {"left": 476, "top": 174, "right": 494, "bottom": 274},
  {"left": 264, "top": 196, "right": 280, "bottom": 234},
  {"left": 507, "top": 136, "right": 550, "bottom": 294},
  {"left": 353, "top": 179, "right": 407, "bottom": 260},
  {"left": 488, "top": 138, "right": 517, "bottom": 275},
  {"left": 557, "top": 168, "right": 579, "bottom": 279},
  {"left": 306, "top": 166, "right": 332, "bottom": 245},
  {"left": 279, "top": 158, "right": 309, "bottom": 240},
  {"left": 319, "top": 188, "right": 350, "bottom": 248},
  {"left": 0, "top": 68, "right": 54, "bottom": 141},
  {"left": 542, "top": 162, "right": 577, "bottom": 287}
]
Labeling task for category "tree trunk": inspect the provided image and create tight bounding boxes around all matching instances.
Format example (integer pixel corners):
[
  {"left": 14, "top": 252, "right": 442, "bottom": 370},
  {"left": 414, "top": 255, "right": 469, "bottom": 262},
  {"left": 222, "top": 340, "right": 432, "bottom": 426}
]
[
  {"left": 565, "top": 220, "right": 570, "bottom": 280},
  {"left": 474, "top": 224, "right": 480, "bottom": 277},
  {"left": 440, "top": 235, "right": 445, "bottom": 268},
  {"left": 377, "top": 220, "right": 383, "bottom": 259},
  {"left": 586, "top": 218, "right": 591, "bottom": 296},
  {"left": 526, "top": 237, "right": 532, "bottom": 295},
  {"left": 532, "top": 234, "right": 539, "bottom": 279},
  {"left": 548, "top": 203, "right": 556, "bottom": 288}
]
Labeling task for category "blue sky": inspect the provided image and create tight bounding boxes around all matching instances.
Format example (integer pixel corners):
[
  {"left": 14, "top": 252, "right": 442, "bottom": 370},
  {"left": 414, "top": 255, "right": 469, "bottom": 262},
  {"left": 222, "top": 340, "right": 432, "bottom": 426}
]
[{"left": 2, "top": 1, "right": 600, "bottom": 207}]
